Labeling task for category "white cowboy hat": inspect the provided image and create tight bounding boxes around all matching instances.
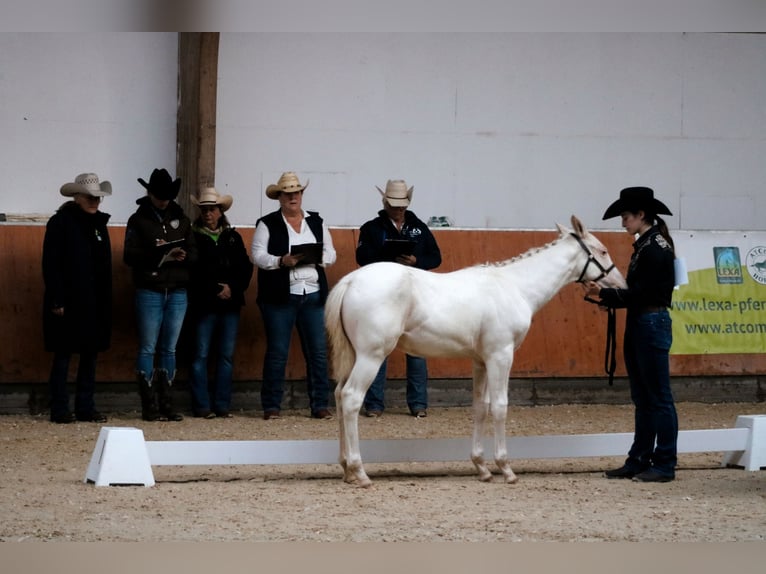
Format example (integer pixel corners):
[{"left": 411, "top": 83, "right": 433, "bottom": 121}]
[
  {"left": 60, "top": 173, "right": 112, "bottom": 197},
  {"left": 265, "top": 172, "right": 309, "bottom": 200},
  {"left": 191, "top": 187, "right": 233, "bottom": 212},
  {"left": 377, "top": 179, "right": 412, "bottom": 207}
]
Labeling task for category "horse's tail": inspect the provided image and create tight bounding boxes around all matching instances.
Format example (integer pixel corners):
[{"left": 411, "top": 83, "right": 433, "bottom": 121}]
[{"left": 324, "top": 276, "right": 355, "bottom": 387}]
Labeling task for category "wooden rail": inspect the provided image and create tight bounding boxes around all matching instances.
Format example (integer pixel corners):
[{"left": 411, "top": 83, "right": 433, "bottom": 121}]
[{"left": 2, "top": 224, "right": 763, "bottom": 385}]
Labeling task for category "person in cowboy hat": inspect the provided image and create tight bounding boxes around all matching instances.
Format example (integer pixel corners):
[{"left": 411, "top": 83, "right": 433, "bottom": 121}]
[
  {"left": 186, "top": 187, "right": 253, "bottom": 418},
  {"left": 251, "top": 172, "right": 337, "bottom": 420},
  {"left": 43, "top": 173, "right": 113, "bottom": 423},
  {"left": 584, "top": 186, "right": 678, "bottom": 483},
  {"left": 124, "top": 168, "right": 197, "bottom": 422},
  {"left": 356, "top": 179, "right": 442, "bottom": 419}
]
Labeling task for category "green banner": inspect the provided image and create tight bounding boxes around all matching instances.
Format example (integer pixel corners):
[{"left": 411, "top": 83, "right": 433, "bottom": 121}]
[{"left": 671, "top": 236, "right": 766, "bottom": 355}]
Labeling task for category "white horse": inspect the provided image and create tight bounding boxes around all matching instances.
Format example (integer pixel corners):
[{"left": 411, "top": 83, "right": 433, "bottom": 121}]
[{"left": 325, "top": 216, "right": 627, "bottom": 487}]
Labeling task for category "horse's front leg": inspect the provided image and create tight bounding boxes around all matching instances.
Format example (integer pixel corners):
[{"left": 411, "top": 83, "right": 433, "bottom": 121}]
[
  {"left": 488, "top": 358, "right": 517, "bottom": 484},
  {"left": 470, "top": 361, "right": 493, "bottom": 482}
]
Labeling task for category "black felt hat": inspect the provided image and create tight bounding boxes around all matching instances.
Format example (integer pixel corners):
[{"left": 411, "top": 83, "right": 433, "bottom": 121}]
[
  {"left": 602, "top": 186, "right": 672, "bottom": 220},
  {"left": 137, "top": 168, "right": 181, "bottom": 201}
]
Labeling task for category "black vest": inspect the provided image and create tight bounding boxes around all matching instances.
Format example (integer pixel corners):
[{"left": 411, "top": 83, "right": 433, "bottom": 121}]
[{"left": 255, "top": 210, "right": 329, "bottom": 304}]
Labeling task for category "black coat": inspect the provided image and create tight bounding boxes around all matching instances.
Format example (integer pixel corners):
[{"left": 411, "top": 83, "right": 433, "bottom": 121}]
[
  {"left": 188, "top": 224, "right": 253, "bottom": 315},
  {"left": 42, "top": 201, "right": 112, "bottom": 353}
]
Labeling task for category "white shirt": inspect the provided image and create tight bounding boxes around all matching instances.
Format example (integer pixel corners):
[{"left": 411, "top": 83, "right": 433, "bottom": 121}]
[{"left": 251, "top": 210, "right": 337, "bottom": 295}]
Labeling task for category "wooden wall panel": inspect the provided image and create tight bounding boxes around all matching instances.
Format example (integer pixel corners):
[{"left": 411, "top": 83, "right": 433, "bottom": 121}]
[{"left": 1, "top": 224, "right": 763, "bottom": 385}]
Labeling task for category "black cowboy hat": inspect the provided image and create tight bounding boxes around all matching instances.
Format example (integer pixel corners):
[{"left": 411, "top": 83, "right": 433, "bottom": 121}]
[
  {"left": 137, "top": 168, "right": 181, "bottom": 201},
  {"left": 602, "top": 186, "right": 672, "bottom": 220}
]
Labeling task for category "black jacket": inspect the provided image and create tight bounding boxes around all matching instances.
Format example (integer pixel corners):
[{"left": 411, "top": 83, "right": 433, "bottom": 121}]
[
  {"left": 123, "top": 197, "right": 197, "bottom": 290},
  {"left": 356, "top": 209, "right": 442, "bottom": 270},
  {"left": 42, "top": 201, "right": 112, "bottom": 352},
  {"left": 188, "top": 224, "right": 253, "bottom": 315}
]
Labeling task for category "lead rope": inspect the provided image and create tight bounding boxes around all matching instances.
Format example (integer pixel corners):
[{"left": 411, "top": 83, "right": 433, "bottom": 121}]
[{"left": 584, "top": 297, "right": 617, "bottom": 386}]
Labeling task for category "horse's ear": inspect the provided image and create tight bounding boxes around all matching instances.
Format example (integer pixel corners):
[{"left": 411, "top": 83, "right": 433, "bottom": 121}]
[
  {"left": 570, "top": 215, "right": 586, "bottom": 238},
  {"left": 555, "top": 222, "right": 569, "bottom": 236}
]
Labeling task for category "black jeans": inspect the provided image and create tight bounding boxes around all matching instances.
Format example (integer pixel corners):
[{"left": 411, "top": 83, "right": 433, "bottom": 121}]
[
  {"left": 623, "top": 309, "right": 678, "bottom": 476},
  {"left": 48, "top": 350, "right": 98, "bottom": 418}
]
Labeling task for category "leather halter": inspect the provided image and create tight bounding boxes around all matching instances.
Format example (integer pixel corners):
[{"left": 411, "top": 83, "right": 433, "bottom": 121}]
[
  {"left": 570, "top": 232, "right": 616, "bottom": 283},
  {"left": 572, "top": 232, "right": 618, "bottom": 385}
]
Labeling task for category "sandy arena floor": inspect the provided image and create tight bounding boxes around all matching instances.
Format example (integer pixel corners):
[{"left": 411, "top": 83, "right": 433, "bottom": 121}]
[{"left": 1, "top": 402, "right": 764, "bottom": 543}]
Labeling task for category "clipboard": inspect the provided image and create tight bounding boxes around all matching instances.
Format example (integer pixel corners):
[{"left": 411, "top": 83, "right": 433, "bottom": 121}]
[
  {"left": 156, "top": 239, "right": 186, "bottom": 267},
  {"left": 381, "top": 239, "right": 416, "bottom": 261},
  {"left": 155, "top": 238, "right": 186, "bottom": 252},
  {"left": 290, "top": 242, "right": 323, "bottom": 265}
]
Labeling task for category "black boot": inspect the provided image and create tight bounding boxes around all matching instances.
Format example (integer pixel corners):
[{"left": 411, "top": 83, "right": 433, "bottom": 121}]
[
  {"left": 155, "top": 370, "right": 184, "bottom": 422},
  {"left": 137, "top": 373, "right": 164, "bottom": 422}
]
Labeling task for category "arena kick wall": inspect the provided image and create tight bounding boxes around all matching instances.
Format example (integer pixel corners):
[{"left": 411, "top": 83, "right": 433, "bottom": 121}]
[{"left": 1, "top": 224, "right": 763, "bottom": 389}]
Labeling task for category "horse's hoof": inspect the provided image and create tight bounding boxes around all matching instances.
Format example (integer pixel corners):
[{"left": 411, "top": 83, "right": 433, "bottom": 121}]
[
  {"left": 504, "top": 473, "right": 519, "bottom": 484},
  {"left": 478, "top": 472, "right": 493, "bottom": 483},
  {"left": 343, "top": 472, "right": 373, "bottom": 487}
]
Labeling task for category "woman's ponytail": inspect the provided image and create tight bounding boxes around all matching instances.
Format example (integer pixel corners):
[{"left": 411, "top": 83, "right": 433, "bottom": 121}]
[{"left": 655, "top": 216, "right": 675, "bottom": 256}]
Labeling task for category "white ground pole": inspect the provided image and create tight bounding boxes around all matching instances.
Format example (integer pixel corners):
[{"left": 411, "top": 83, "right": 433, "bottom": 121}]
[{"left": 85, "top": 414, "right": 766, "bottom": 487}]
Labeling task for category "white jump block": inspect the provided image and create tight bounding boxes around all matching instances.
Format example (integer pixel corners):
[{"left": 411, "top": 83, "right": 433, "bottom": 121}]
[
  {"left": 84, "top": 427, "right": 155, "bottom": 487},
  {"left": 84, "top": 415, "right": 764, "bottom": 486},
  {"left": 721, "top": 414, "right": 766, "bottom": 471}
]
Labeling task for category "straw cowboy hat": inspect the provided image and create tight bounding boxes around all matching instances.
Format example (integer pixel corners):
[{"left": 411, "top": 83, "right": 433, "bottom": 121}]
[
  {"left": 602, "top": 186, "right": 672, "bottom": 220},
  {"left": 266, "top": 172, "right": 309, "bottom": 200},
  {"left": 60, "top": 173, "right": 112, "bottom": 197},
  {"left": 377, "top": 179, "right": 413, "bottom": 207},
  {"left": 191, "top": 187, "right": 233, "bottom": 212},
  {"left": 137, "top": 168, "right": 181, "bottom": 201}
]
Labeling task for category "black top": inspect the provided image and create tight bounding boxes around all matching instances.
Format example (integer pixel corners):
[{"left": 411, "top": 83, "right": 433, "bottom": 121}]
[{"left": 598, "top": 226, "right": 675, "bottom": 312}]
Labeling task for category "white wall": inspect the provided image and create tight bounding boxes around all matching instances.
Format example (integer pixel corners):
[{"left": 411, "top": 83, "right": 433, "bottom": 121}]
[
  {"left": 215, "top": 33, "right": 766, "bottom": 231},
  {"left": 1, "top": 32, "right": 764, "bottom": 231},
  {"left": 0, "top": 32, "right": 178, "bottom": 224}
]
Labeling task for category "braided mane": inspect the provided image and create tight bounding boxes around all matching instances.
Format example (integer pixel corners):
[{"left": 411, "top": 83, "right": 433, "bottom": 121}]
[{"left": 477, "top": 234, "right": 564, "bottom": 268}]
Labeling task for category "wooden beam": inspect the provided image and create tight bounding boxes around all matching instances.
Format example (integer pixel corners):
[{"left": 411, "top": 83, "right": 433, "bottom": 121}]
[{"left": 176, "top": 32, "right": 220, "bottom": 216}]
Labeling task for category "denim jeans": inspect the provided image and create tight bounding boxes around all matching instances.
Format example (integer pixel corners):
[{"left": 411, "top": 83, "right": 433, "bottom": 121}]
[
  {"left": 48, "top": 350, "right": 98, "bottom": 417},
  {"left": 623, "top": 309, "right": 677, "bottom": 476},
  {"left": 258, "top": 291, "right": 330, "bottom": 414},
  {"left": 363, "top": 354, "right": 428, "bottom": 413},
  {"left": 189, "top": 310, "right": 240, "bottom": 414},
  {"left": 135, "top": 288, "right": 188, "bottom": 380}
]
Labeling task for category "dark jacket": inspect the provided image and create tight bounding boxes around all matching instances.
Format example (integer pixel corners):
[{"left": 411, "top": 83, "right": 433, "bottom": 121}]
[
  {"left": 598, "top": 226, "right": 675, "bottom": 312},
  {"left": 42, "top": 201, "right": 112, "bottom": 352},
  {"left": 356, "top": 209, "right": 442, "bottom": 270},
  {"left": 255, "top": 209, "right": 329, "bottom": 304},
  {"left": 188, "top": 223, "right": 253, "bottom": 315},
  {"left": 123, "top": 196, "right": 197, "bottom": 290}
]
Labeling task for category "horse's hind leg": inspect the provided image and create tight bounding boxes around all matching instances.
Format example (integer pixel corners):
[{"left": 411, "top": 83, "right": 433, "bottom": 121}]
[
  {"left": 334, "top": 381, "right": 348, "bottom": 474},
  {"left": 470, "top": 362, "right": 493, "bottom": 482},
  {"left": 339, "top": 358, "right": 381, "bottom": 487}
]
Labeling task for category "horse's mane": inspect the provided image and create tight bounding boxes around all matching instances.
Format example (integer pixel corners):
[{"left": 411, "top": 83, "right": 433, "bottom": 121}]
[{"left": 475, "top": 233, "right": 565, "bottom": 269}]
